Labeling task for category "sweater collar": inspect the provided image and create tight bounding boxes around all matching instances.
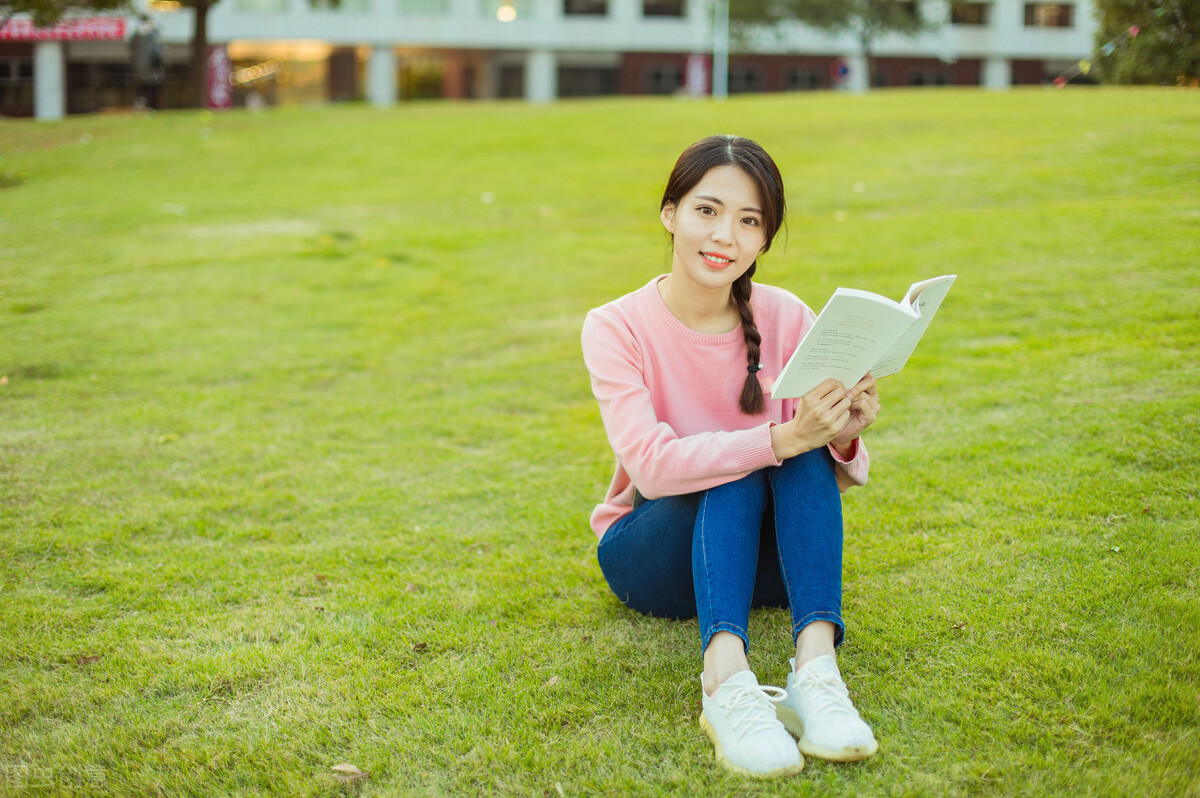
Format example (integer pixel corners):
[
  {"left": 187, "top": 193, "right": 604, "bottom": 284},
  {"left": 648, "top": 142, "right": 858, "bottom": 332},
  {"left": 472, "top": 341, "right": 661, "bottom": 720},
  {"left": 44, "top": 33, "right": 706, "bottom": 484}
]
[{"left": 645, "top": 275, "right": 747, "bottom": 345}]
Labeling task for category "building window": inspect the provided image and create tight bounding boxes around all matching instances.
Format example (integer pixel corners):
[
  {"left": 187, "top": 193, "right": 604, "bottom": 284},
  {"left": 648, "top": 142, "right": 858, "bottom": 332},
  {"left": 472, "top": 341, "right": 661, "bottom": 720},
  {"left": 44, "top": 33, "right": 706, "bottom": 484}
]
[
  {"left": 950, "top": 2, "right": 989, "bottom": 25},
  {"left": 0, "top": 59, "right": 35, "bottom": 110},
  {"left": 1024, "top": 3, "right": 1073, "bottom": 27},
  {"left": 908, "top": 67, "right": 951, "bottom": 86},
  {"left": 233, "top": 0, "right": 287, "bottom": 12},
  {"left": 400, "top": 54, "right": 445, "bottom": 99},
  {"left": 728, "top": 65, "right": 762, "bottom": 94},
  {"left": 559, "top": 66, "right": 619, "bottom": 96},
  {"left": 499, "top": 64, "right": 524, "bottom": 97},
  {"left": 644, "top": 63, "right": 682, "bottom": 94},
  {"left": 565, "top": 0, "right": 607, "bottom": 15},
  {"left": 67, "top": 61, "right": 135, "bottom": 114},
  {"left": 398, "top": 0, "right": 449, "bottom": 14},
  {"left": 783, "top": 66, "right": 820, "bottom": 91},
  {"left": 643, "top": 0, "right": 684, "bottom": 16},
  {"left": 311, "top": 0, "right": 368, "bottom": 10}
]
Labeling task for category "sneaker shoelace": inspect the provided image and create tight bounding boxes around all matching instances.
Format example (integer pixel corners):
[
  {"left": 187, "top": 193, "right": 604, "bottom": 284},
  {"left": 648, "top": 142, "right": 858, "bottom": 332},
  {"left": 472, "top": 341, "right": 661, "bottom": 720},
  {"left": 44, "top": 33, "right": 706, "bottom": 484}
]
[
  {"left": 800, "top": 670, "right": 860, "bottom": 720},
  {"left": 715, "top": 682, "right": 788, "bottom": 741}
]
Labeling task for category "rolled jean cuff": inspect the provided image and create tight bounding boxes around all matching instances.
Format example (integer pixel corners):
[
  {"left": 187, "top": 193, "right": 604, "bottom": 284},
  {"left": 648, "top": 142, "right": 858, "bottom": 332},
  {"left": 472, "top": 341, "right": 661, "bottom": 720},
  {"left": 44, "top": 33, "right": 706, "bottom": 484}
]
[
  {"left": 791, "top": 611, "right": 845, "bottom": 648},
  {"left": 700, "top": 621, "right": 750, "bottom": 655}
]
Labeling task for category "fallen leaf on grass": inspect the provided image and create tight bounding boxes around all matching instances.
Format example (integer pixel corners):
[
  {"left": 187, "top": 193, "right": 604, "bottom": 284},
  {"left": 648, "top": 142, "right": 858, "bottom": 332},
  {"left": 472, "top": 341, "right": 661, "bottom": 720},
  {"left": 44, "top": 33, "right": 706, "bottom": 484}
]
[
  {"left": 75, "top": 655, "right": 101, "bottom": 665},
  {"left": 413, "top": 642, "right": 428, "bottom": 653},
  {"left": 542, "top": 675, "right": 559, "bottom": 689},
  {"left": 405, "top": 582, "right": 418, "bottom": 593},
  {"left": 331, "top": 763, "right": 368, "bottom": 782}
]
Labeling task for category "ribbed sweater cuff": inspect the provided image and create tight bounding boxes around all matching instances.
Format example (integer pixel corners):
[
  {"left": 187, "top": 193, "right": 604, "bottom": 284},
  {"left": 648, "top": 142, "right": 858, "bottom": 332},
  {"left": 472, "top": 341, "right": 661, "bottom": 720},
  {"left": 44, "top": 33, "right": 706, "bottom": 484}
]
[{"left": 738, "top": 423, "right": 783, "bottom": 471}]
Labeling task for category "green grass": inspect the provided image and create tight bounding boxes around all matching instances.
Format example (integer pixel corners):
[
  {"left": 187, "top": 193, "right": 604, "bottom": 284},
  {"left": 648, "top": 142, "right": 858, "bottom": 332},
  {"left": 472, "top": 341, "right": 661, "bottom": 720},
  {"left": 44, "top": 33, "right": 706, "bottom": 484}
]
[{"left": 1, "top": 88, "right": 1198, "bottom": 796}]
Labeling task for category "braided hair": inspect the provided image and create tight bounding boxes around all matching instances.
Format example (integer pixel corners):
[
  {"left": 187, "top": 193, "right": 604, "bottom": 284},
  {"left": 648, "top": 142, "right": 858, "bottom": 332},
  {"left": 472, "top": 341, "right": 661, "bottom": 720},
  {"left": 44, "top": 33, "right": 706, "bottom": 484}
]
[{"left": 660, "top": 135, "right": 786, "bottom": 415}]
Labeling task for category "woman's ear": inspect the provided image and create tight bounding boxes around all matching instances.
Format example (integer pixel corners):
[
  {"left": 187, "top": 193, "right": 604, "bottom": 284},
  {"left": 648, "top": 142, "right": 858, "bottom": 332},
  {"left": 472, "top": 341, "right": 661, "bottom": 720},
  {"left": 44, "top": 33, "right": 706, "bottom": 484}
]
[{"left": 660, "top": 203, "right": 675, "bottom": 236}]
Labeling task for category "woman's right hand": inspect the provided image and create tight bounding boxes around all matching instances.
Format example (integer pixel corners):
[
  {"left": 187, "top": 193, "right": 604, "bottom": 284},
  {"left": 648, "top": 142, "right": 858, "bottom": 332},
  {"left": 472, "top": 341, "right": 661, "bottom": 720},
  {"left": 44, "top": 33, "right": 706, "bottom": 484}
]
[{"left": 770, "top": 378, "right": 852, "bottom": 461}]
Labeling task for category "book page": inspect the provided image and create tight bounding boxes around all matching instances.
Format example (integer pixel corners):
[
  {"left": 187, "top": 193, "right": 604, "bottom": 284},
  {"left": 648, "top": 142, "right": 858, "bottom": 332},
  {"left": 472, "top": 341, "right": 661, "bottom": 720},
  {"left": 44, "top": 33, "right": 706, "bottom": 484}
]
[
  {"left": 770, "top": 289, "right": 919, "bottom": 399},
  {"left": 869, "top": 275, "right": 956, "bottom": 377}
]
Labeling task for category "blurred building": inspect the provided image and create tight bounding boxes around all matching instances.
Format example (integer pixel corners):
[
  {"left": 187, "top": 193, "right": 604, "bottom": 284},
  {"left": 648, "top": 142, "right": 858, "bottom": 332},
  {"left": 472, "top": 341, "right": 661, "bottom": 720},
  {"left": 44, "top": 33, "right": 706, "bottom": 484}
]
[{"left": 3, "top": 0, "right": 1097, "bottom": 118}]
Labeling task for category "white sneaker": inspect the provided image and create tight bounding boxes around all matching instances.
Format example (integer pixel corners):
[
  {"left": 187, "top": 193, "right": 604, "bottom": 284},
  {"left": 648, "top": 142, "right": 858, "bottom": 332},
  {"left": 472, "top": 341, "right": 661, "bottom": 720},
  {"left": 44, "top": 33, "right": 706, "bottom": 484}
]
[
  {"left": 776, "top": 655, "right": 879, "bottom": 762},
  {"left": 699, "top": 670, "right": 803, "bottom": 779}
]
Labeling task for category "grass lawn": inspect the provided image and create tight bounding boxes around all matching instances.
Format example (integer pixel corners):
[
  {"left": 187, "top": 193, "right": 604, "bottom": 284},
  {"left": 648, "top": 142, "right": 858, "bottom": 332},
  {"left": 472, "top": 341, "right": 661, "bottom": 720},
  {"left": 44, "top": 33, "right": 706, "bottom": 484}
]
[{"left": 1, "top": 87, "right": 1198, "bottom": 796}]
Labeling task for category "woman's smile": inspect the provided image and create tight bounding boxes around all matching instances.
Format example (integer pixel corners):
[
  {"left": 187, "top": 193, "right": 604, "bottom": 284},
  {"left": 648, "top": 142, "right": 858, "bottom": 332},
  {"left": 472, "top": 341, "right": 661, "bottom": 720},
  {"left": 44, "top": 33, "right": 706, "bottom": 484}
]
[{"left": 701, "top": 251, "right": 735, "bottom": 269}]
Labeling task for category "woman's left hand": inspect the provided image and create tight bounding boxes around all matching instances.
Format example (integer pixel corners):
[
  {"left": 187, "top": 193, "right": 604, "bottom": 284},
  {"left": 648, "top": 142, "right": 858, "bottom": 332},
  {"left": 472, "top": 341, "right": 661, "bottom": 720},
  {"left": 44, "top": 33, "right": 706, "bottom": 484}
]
[{"left": 832, "top": 374, "right": 880, "bottom": 447}]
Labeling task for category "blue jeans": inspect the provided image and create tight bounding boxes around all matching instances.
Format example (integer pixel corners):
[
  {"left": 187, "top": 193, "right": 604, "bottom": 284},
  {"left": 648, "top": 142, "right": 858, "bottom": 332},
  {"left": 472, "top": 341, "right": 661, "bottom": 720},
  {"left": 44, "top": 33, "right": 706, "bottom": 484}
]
[{"left": 596, "top": 446, "right": 844, "bottom": 654}]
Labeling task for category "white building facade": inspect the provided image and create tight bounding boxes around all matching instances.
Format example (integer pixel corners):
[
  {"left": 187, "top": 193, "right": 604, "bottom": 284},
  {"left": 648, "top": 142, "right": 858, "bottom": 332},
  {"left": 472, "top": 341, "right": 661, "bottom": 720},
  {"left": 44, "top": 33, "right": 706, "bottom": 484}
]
[{"left": 1, "top": 0, "right": 1097, "bottom": 118}]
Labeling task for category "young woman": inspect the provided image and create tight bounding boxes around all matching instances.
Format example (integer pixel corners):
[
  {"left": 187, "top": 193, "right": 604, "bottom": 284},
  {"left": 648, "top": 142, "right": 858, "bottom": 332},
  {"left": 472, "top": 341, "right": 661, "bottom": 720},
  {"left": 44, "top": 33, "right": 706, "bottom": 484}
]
[{"left": 581, "top": 135, "right": 881, "bottom": 779}]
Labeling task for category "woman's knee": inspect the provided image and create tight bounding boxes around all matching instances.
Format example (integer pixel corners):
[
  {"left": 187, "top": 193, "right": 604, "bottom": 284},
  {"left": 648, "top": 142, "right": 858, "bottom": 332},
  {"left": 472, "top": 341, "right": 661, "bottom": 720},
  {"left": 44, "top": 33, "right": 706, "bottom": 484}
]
[
  {"left": 695, "top": 470, "right": 770, "bottom": 540},
  {"left": 705, "top": 468, "right": 770, "bottom": 503},
  {"left": 778, "top": 446, "right": 838, "bottom": 480}
]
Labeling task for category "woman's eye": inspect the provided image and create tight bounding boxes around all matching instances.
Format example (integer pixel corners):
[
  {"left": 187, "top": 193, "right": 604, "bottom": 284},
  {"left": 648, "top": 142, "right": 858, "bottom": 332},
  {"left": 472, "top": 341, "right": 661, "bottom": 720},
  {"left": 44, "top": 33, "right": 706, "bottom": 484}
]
[
  {"left": 697, "top": 205, "right": 716, "bottom": 215},
  {"left": 743, "top": 217, "right": 759, "bottom": 226}
]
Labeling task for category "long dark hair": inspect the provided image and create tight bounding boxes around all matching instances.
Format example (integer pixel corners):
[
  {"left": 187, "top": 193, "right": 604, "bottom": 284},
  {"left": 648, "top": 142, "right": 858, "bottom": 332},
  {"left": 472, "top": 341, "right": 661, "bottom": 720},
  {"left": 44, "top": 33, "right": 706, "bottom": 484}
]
[{"left": 660, "top": 135, "right": 786, "bottom": 415}]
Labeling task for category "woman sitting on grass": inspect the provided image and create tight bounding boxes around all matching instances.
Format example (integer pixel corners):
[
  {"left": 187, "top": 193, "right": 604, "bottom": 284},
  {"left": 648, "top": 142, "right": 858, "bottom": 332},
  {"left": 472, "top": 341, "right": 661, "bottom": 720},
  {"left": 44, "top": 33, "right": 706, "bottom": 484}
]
[{"left": 581, "top": 135, "right": 881, "bottom": 779}]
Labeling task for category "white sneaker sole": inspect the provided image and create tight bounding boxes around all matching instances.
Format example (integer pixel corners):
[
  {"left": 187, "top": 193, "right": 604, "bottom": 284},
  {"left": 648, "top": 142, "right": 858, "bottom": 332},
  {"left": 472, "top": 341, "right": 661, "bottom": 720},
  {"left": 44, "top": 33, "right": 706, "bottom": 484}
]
[
  {"left": 776, "top": 706, "right": 879, "bottom": 763},
  {"left": 699, "top": 712, "right": 804, "bottom": 779}
]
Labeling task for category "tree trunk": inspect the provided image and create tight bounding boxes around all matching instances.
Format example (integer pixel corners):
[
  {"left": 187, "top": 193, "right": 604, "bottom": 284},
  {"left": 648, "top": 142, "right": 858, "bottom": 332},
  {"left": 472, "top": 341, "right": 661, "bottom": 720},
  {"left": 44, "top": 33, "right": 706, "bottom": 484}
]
[{"left": 189, "top": 0, "right": 212, "bottom": 108}]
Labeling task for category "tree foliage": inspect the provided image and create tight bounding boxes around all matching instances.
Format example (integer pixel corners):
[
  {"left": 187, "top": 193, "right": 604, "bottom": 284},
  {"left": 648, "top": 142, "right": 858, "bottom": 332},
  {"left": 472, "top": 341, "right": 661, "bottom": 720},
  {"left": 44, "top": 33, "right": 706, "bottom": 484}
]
[
  {"left": 1094, "top": 0, "right": 1200, "bottom": 84},
  {"left": 0, "top": 0, "right": 126, "bottom": 28},
  {"left": 731, "top": 0, "right": 928, "bottom": 52},
  {"left": 730, "top": 0, "right": 930, "bottom": 87}
]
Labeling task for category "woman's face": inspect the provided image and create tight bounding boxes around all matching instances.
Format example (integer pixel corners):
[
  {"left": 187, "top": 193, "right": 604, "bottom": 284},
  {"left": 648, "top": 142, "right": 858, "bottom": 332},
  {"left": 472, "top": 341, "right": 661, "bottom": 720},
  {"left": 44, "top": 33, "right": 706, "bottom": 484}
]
[{"left": 661, "top": 165, "right": 767, "bottom": 294}]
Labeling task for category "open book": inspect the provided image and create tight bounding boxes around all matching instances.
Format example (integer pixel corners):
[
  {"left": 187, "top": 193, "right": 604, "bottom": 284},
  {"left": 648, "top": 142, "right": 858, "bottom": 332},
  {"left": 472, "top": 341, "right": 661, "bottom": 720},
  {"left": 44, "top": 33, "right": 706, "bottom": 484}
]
[{"left": 770, "top": 275, "right": 956, "bottom": 400}]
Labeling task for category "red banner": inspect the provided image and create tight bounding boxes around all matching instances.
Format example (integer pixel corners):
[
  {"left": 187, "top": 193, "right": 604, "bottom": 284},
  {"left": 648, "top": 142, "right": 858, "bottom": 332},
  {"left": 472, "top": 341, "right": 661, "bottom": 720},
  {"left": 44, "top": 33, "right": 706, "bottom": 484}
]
[
  {"left": 206, "top": 45, "right": 233, "bottom": 109},
  {"left": 0, "top": 17, "right": 126, "bottom": 41}
]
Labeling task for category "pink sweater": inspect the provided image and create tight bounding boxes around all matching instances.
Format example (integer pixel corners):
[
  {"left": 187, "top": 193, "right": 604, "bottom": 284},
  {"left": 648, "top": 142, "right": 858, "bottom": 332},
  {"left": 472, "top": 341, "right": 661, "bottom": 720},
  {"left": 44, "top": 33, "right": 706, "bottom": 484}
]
[{"left": 582, "top": 277, "right": 870, "bottom": 537}]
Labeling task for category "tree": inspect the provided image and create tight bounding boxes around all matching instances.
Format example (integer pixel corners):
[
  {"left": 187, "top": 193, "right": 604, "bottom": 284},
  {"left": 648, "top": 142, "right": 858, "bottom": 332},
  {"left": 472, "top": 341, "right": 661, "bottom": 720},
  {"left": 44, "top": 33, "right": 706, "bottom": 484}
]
[
  {"left": 0, "top": 0, "right": 126, "bottom": 29},
  {"left": 182, "top": 0, "right": 338, "bottom": 108},
  {"left": 181, "top": 0, "right": 217, "bottom": 108},
  {"left": 730, "top": 0, "right": 930, "bottom": 88},
  {"left": 1094, "top": 0, "right": 1199, "bottom": 85}
]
